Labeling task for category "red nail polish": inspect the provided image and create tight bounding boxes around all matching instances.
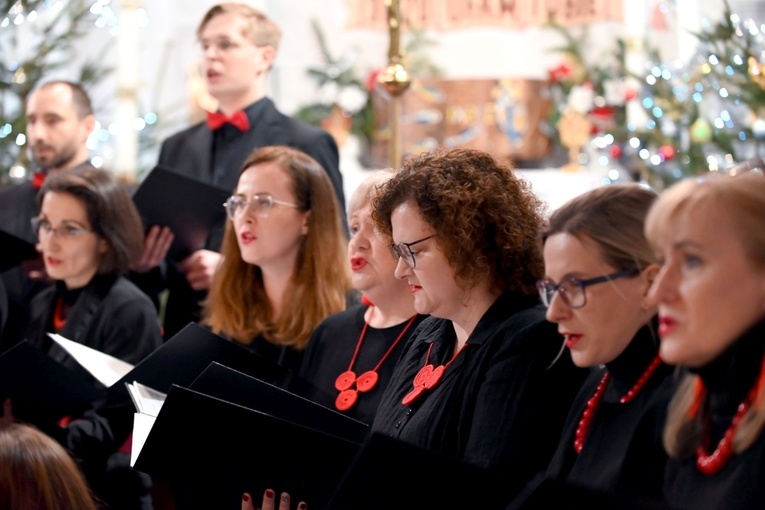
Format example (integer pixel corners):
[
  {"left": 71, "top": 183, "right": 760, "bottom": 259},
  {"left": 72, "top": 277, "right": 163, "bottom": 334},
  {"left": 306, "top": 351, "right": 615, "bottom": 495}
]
[
  {"left": 242, "top": 493, "right": 250, "bottom": 502},
  {"left": 265, "top": 489, "right": 275, "bottom": 499}
]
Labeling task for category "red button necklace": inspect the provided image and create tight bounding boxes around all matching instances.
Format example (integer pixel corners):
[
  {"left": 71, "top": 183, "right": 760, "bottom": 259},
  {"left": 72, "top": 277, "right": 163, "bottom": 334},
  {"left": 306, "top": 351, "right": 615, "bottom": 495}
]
[
  {"left": 401, "top": 339, "right": 469, "bottom": 406},
  {"left": 574, "top": 355, "right": 663, "bottom": 454},
  {"left": 693, "top": 353, "right": 765, "bottom": 475},
  {"left": 334, "top": 308, "right": 418, "bottom": 411}
]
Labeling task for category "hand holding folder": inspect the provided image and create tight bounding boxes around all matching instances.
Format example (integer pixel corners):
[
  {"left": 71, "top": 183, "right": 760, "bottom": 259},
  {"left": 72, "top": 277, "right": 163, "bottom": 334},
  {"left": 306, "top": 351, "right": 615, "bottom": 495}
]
[{"left": 132, "top": 166, "right": 230, "bottom": 261}]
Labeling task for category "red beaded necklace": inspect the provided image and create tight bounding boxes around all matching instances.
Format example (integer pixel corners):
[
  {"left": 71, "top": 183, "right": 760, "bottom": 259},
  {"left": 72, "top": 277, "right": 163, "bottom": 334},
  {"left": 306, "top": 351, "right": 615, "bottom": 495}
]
[
  {"left": 574, "top": 355, "right": 663, "bottom": 454},
  {"left": 334, "top": 308, "right": 418, "bottom": 411},
  {"left": 693, "top": 353, "right": 765, "bottom": 475},
  {"left": 401, "top": 339, "right": 469, "bottom": 406}
]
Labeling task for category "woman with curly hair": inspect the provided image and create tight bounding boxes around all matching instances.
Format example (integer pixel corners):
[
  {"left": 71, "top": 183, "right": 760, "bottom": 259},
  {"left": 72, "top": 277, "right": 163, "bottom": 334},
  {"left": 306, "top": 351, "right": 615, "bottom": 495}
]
[
  {"left": 647, "top": 172, "right": 765, "bottom": 509},
  {"left": 204, "top": 146, "right": 351, "bottom": 371},
  {"left": 369, "top": 148, "right": 587, "bottom": 496}
]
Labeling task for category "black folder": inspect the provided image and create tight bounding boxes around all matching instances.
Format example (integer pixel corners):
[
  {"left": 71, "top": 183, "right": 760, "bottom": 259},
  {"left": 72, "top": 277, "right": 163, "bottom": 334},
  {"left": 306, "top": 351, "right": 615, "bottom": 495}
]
[
  {"left": 190, "top": 362, "right": 368, "bottom": 443},
  {"left": 325, "top": 433, "right": 514, "bottom": 510},
  {"left": 134, "top": 385, "right": 361, "bottom": 510},
  {"left": 109, "top": 323, "right": 290, "bottom": 398},
  {"left": 0, "top": 229, "right": 38, "bottom": 271},
  {"left": 508, "top": 477, "right": 663, "bottom": 510},
  {"left": 131, "top": 166, "right": 230, "bottom": 260},
  {"left": 0, "top": 341, "right": 104, "bottom": 423}
]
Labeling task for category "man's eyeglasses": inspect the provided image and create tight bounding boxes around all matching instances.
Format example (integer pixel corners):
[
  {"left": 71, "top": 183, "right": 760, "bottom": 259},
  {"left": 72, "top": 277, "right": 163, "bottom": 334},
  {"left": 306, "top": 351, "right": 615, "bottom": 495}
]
[
  {"left": 223, "top": 193, "right": 299, "bottom": 220},
  {"left": 31, "top": 217, "right": 93, "bottom": 240},
  {"left": 536, "top": 268, "right": 640, "bottom": 309},
  {"left": 389, "top": 235, "right": 434, "bottom": 269}
]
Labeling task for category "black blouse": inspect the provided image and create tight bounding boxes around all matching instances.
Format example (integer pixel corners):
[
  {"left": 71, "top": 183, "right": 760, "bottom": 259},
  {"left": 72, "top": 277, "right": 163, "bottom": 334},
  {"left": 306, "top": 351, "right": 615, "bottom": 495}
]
[
  {"left": 299, "top": 304, "right": 427, "bottom": 423},
  {"left": 541, "top": 320, "right": 675, "bottom": 504},
  {"left": 664, "top": 318, "right": 765, "bottom": 510},
  {"left": 371, "top": 291, "right": 588, "bottom": 496}
]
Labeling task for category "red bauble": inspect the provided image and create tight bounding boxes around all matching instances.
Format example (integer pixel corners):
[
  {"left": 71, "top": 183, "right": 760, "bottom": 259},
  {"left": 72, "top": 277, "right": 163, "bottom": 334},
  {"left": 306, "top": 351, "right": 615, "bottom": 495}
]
[
  {"left": 659, "top": 145, "right": 676, "bottom": 160},
  {"left": 610, "top": 145, "right": 623, "bottom": 158}
]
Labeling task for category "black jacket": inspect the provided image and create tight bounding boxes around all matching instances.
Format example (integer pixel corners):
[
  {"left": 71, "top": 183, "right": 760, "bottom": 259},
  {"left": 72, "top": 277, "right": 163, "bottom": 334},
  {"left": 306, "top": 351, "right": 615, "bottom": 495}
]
[
  {"left": 372, "top": 292, "right": 588, "bottom": 497},
  {"left": 25, "top": 274, "right": 162, "bottom": 382}
]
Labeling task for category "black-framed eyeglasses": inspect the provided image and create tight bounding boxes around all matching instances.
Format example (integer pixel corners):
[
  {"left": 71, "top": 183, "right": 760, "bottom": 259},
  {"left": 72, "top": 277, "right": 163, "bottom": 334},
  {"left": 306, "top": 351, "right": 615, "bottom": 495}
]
[
  {"left": 31, "top": 217, "right": 93, "bottom": 240},
  {"left": 223, "top": 193, "right": 299, "bottom": 220},
  {"left": 389, "top": 235, "right": 434, "bottom": 269},
  {"left": 536, "top": 268, "right": 640, "bottom": 309}
]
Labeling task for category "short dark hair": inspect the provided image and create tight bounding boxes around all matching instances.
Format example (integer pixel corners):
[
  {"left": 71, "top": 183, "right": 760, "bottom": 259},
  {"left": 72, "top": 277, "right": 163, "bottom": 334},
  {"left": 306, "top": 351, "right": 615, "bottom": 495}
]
[
  {"left": 372, "top": 148, "right": 546, "bottom": 296},
  {"left": 33, "top": 81, "right": 93, "bottom": 118},
  {"left": 37, "top": 167, "right": 144, "bottom": 275}
]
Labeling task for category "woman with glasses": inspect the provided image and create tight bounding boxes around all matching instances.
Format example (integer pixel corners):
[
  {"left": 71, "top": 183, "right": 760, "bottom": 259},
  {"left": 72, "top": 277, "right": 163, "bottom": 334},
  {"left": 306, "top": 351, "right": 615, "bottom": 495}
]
[
  {"left": 517, "top": 184, "right": 675, "bottom": 507},
  {"left": 297, "top": 171, "right": 426, "bottom": 423},
  {"left": 20, "top": 165, "right": 161, "bottom": 509},
  {"left": 24, "top": 166, "right": 161, "bottom": 376},
  {"left": 368, "top": 148, "right": 587, "bottom": 495},
  {"left": 204, "top": 146, "right": 350, "bottom": 371},
  {"left": 647, "top": 172, "right": 765, "bottom": 509}
]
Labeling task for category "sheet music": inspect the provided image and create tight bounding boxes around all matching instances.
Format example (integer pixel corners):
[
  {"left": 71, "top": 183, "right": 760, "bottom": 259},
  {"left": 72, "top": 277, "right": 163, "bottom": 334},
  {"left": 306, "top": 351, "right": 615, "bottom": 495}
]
[{"left": 48, "top": 333, "right": 134, "bottom": 387}]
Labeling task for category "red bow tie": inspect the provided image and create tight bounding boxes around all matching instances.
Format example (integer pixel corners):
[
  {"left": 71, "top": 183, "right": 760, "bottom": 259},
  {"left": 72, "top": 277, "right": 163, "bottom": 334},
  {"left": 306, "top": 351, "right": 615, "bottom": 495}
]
[
  {"left": 206, "top": 110, "right": 250, "bottom": 131},
  {"left": 32, "top": 171, "right": 46, "bottom": 190}
]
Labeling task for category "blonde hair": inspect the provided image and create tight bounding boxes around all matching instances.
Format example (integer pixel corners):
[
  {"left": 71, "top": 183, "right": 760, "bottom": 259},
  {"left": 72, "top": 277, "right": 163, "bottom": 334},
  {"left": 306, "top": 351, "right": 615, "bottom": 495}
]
[
  {"left": 645, "top": 171, "right": 765, "bottom": 458},
  {"left": 0, "top": 424, "right": 97, "bottom": 510},
  {"left": 347, "top": 170, "right": 393, "bottom": 216},
  {"left": 197, "top": 3, "right": 282, "bottom": 50},
  {"left": 204, "top": 146, "right": 351, "bottom": 349}
]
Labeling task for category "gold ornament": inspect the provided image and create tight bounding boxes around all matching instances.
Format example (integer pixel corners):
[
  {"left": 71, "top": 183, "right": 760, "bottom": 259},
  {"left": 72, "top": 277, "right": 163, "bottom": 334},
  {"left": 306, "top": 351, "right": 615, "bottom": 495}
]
[
  {"left": 748, "top": 56, "right": 765, "bottom": 90},
  {"left": 378, "top": 63, "right": 411, "bottom": 96},
  {"left": 558, "top": 109, "right": 593, "bottom": 172}
]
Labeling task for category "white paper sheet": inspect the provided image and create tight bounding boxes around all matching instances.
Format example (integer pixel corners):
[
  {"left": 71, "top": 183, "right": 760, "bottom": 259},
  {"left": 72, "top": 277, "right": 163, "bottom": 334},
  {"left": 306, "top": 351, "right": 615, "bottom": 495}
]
[
  {"left": 48, "top": 333, "right": 134, "bottom": 387},
  {"left": 130, "top": 412, "right": 157, "bottom": 467}
]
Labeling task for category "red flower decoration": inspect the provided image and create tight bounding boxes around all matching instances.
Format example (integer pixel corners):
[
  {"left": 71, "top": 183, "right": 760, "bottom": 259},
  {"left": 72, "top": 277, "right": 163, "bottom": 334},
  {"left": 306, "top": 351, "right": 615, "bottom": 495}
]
[
  {"left": 549, "top": 63, "right": 572, "bottom": 82},
  {"left": 366, "top": 69, "right": 381, "bottom": 92}
]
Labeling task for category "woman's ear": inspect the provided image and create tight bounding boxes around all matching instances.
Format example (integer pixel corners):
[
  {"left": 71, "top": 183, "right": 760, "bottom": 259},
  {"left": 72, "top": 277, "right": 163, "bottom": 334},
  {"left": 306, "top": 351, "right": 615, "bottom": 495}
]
[
  {"left": 640, "top": 263, "right": 661, "bottom": 307},
  {"left": 301, "top": 211, "right": 310, "bottom": 236}
]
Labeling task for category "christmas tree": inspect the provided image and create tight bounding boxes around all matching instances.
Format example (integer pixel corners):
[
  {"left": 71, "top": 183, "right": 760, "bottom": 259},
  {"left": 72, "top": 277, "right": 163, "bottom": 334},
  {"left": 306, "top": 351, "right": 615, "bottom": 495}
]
[
  {"left": 0, "top": 0, "right": 110, "bottom": 184},
  {"left": 622, "top": 1, "right": 765, "bottom": 187}
]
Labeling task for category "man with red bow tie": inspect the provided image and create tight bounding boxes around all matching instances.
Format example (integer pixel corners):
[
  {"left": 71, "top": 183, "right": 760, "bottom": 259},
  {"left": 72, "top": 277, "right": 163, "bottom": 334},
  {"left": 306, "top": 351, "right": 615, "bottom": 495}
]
[
  {"left": 0, "top": 81, "right": 95, "bottom": 348},
  {"left": 132, "top": 3, "right": 345, "bottom": 339}
]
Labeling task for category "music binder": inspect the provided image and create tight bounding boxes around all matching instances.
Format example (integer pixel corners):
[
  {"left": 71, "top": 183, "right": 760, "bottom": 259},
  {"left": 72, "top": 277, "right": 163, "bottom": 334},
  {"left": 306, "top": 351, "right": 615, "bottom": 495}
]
[
  {"left": 131, "top": 166, "right": 230, "bottom": 260},
  {"left": 0, "top": 341, "right": 104, "bottom": 423},
  {"left": 189, "top": 362, "right": 368, "bottom": 443},
  {"left": 109, "top": 323, "right": 290, "bottom": 398},
  {"left": 0, "top": 229, "right": 38, "bottom": 272},
  {"left": 325, "top": 432, "right": 514, "bottom": 510},
  {"left": 133, "top": 385, "right": 361, "bottom": 510}
]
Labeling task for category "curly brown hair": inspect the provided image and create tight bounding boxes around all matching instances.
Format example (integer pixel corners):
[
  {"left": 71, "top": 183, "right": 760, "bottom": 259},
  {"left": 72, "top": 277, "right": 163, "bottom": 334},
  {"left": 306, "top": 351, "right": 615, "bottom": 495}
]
[{"left": 372, "top": 148, "right": 545, "bottom": 296}]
